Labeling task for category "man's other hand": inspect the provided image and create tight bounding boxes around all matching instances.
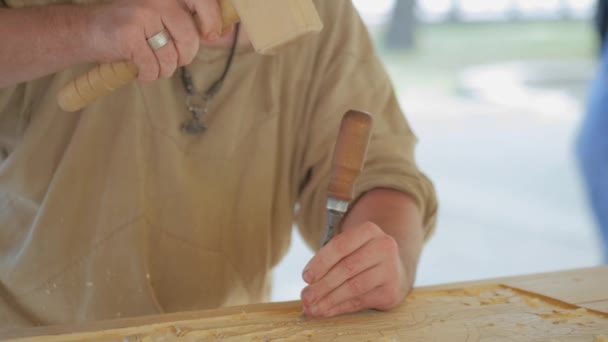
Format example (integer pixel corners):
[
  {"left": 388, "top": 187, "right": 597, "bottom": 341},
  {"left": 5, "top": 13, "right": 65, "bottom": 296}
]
[{"left": 90, "top": 0, "right": 231, "bottom": 82}]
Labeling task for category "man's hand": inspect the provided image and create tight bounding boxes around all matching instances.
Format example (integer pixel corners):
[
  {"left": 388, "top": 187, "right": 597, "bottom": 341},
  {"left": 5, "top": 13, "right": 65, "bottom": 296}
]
[
  {"left": 90, "top": 0, "right": 231, "bottom": 82},
  {"left": 0, "top": 1, "right": 248, "bottom": 87},
  {"left": 300, "top": 222, "right": 410, "bottom": 318},
  {"left": 300, "top": 188, "right": 425, "bottom": 318}
]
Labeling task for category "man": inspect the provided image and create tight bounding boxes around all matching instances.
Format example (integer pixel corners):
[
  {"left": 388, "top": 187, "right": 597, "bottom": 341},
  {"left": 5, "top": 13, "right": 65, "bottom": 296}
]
[
  {"left": 577, "top": 0, "right": 608, "bottom": 263},
  {"left": 0, "top": 0, "right": 437, "bottom": 328}
]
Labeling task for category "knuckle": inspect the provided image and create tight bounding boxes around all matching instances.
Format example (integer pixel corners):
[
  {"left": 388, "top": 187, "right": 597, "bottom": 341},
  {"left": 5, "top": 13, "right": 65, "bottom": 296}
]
[
  {"left": 108, "top": 18, "right": 145, "bottom": 59},
  {"left": 159, "top": 51, "right": 178, "bottom": 72},
  {"left": 177, "top": 41, "right": 199, "bottom": 66},
  {"left": 362, "top": 221, "right": 382, "bottom": 235},
  {"left": 333, "top": 237, "right": 350, "bottom": 256},
  {"left": 315, "top": 254, "right": 329, "bottom": 272},
  {"left": 181, "top": 52, "right": 196, "bottom": 67},
  {"left": 379, "top": 235, "right": 398, "bottom": 253},
  {"left": 347, "top": 278, "right": 364, "bottom": 295},
  {"left": 137, "top": 59, "right": 159, "bottom": 81},
  {"left": 183, "top": 32, "right": 200, "bottom": 49},
  {"left": 314, "top": 282, "right": 330, "bottom": 299},
  {"left": 318, "top": 297, "right": 334, "bottom": 313},
  {"left": 341, "top": 258, "right": 359, "bottom": 277},
  {"left": 348, "top": 297, "right": 363, "bottom": 312},
  {"left": 384, "top": 285, "right": 404, "bottom": 307},
  {"left": 158, "top": 50, "right": 174, "bottom": 63}
]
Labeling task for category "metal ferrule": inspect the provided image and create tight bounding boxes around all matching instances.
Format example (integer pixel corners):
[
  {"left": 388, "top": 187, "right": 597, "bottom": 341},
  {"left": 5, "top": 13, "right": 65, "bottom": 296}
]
[
  {"left": 321, "top": 198, "right": 350, "bottom": 247},
  {"left": 326, "top": 198, "right": 349, "bottom": 213}
]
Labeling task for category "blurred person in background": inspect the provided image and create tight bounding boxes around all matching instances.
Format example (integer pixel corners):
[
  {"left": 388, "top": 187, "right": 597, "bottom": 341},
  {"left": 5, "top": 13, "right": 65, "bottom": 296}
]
[{"left": 576, "top": 0, "right": 608, "bottom": 263}]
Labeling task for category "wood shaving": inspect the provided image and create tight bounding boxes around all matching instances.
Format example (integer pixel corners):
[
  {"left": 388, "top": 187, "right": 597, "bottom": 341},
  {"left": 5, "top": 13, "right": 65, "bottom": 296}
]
[
  {"left": 479, "top": 291, "right": 495, "bottom": 299},
  {"left": 494, "top": 289, "right": 514, "bottom": 296},
  {"left": 302, "top": 330, "right": 315, "bottom": 338},
  {"left": 525, "top": 298, "right": 540, "bottom": 308},
  {"left": 170, "top": 326, "right": 191, "bottom": 337},
  {"left": 480, "top": 297, "right": 509, "bottom": 305},
  {"left": 464, "top": 288, "right": 480, "bottom": 296},
  {"left": 461, "top": 298, "right": 479, "bottom": 306},
  {"left": 508, "top": 296, "right": 522, "bottom": 303},
  {"left": 595, "top": 335, "right": 608, "bottom": 342},
  {"left": 233, "top": 310, "right": 249, "bottom": 321}
]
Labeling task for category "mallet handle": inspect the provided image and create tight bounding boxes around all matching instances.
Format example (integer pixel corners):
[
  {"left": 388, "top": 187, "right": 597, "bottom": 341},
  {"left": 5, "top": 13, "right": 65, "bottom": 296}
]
[{"left": 57, "top": 0, "right": 239, "bottom": 112}]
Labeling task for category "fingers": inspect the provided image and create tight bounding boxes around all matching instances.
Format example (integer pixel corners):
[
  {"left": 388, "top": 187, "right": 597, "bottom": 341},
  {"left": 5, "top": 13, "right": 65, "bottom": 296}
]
[
  {"left": 322, "top": 286, "right": 403, "bottom": 318},
  {"left": 183, "top": 0, "right": 223, "bottom": 40},
  {"left": 302, "top": 222, "right": 384, "bottom": 284},
  {"left": 143, "top": 23, "right": 178, "bottom": 80},
  {"left": 133, "top": 28, "right": 161, "bottom": 82},
  {"left": 160, "top": 8, "right": 200, "bottom": 67},
  {"left": 300, "top": 221, "right": 410, "bottom": 319},
  {"left": 99, "top": 0, "right": 224, "bottom": 82},
  {"left": 301, "top": 238, "right": 384, "bottom": 309},
  {"left": 141, "top": 0, "right": 228, "bottom": 80},
  {"left": 303, "top": 264, "right": 384, "bottom": 317}
]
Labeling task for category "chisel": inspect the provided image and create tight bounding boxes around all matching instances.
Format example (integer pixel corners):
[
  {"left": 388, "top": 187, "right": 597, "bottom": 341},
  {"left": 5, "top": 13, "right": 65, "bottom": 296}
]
[{"left": 320, "top": 110, "right": 373, "bottom": 247}]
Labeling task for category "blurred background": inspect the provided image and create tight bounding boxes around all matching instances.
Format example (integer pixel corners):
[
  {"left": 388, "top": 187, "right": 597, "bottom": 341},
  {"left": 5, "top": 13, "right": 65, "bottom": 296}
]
[{"left": 272, "top": 0, "right": 604, "bottom": 301}]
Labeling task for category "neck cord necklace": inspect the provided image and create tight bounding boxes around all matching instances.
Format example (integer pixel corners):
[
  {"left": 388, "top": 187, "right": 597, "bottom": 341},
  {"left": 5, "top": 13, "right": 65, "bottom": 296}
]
[{"left": 180, "top": 23, "right": 241, "bottom": 135}]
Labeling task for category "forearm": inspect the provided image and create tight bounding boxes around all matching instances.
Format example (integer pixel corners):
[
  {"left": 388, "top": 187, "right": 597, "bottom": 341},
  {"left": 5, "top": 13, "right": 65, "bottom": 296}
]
[
  {"left": 341, "top": 188, "right": 424, "bottom": 286},
  {"left": 0, "top": 5, "right": 94, "bottom": 87}
]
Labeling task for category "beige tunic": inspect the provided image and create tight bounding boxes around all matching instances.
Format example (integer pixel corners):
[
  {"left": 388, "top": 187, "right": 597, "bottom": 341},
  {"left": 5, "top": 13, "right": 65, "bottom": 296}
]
[{"left": 0, "top": 0, "right": 438, "bottom": 328}]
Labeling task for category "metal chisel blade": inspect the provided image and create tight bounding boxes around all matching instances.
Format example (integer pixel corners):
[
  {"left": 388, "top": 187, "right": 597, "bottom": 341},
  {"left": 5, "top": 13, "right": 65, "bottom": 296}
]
[{"left": 321, "top": 208, "right": 345, "bottom": 247}]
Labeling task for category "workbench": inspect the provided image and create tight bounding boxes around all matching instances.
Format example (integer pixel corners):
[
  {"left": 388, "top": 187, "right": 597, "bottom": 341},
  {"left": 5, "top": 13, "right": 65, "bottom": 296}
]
[{"left": 2, "top": 266, "right": 607, "bottom": 341}]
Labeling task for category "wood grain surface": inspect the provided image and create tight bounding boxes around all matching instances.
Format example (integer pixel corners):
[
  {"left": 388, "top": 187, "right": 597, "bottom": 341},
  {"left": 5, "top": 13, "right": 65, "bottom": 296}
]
[{"left": 2, "top": 266, "right": 607, "bottom": 341}]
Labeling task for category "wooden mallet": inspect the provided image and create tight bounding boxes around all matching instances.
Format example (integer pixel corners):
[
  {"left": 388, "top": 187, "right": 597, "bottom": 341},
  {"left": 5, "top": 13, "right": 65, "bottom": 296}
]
[{"left": 57, "top": 0, "right": 323, "bottom": 112}]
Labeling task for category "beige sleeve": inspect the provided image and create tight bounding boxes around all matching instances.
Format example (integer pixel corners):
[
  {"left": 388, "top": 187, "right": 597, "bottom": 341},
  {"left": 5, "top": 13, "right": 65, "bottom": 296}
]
[{"left": 295, "top": 0, "right": 438, "bottom": 249}]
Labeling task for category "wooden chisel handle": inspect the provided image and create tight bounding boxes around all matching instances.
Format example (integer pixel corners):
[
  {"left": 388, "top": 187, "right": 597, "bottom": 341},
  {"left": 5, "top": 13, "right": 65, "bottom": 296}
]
[
  {"left": 327, "top": 110, "right": 373, "bottom": 202},
  {"left": 57, "top": 0, "right": 240, "bottom": 112}
]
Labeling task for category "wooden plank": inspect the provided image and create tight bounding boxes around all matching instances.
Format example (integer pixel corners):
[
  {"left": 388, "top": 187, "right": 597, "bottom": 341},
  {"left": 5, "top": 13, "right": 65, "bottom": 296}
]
[
  {"left": 584, "top": 300, "right": 608, "bottom": 313},
  {"left": 505, "top": 266, "right": 608, "bottom": 311},
  {"left": 2, "top": 267, "right": 607, "bottom": 341}
]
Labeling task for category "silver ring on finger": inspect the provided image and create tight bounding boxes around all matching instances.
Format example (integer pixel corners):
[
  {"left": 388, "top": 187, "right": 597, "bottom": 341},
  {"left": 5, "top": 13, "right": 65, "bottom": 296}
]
[{"left": 147, "top": 30, "right": 171, "bottom": 50}]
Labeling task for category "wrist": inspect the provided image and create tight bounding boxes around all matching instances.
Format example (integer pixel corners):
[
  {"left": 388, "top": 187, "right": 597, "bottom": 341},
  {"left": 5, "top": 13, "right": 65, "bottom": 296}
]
[
  {"left": 43, "top": 5, "right": 101, "bottom": 65},
  {"left": 342, "top": 188, "right": 423, "bottom": 288},
  {"left": 68, "top": 5, "right": 100, "bottom": 64}
]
